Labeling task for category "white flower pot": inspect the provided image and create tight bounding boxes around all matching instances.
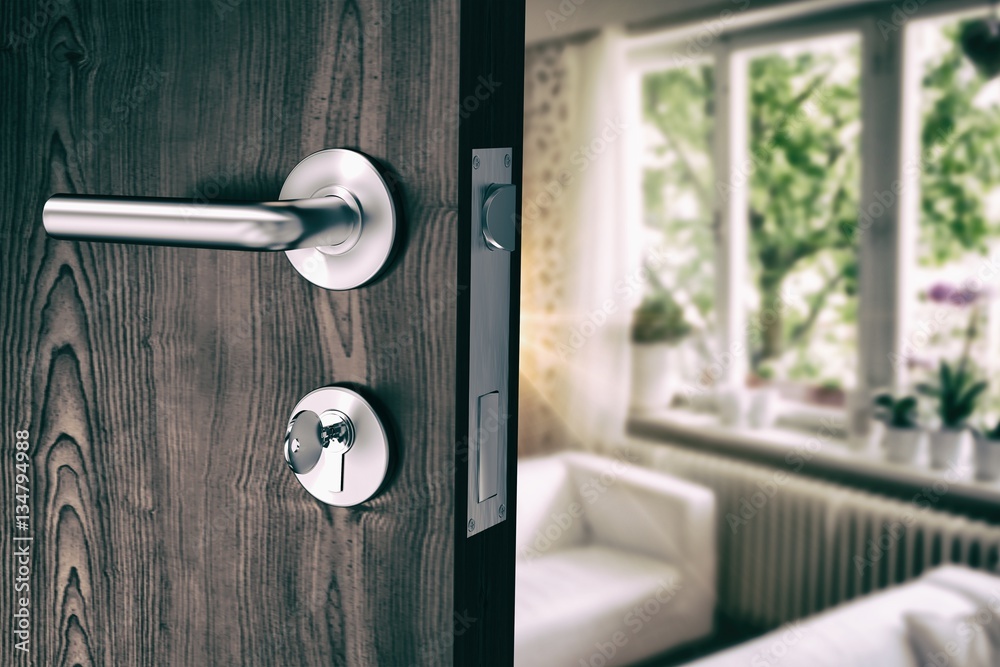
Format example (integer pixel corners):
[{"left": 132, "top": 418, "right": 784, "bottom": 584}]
[
  {"left": 717, "top": 385, "right": 749, "bottom": 428},
  {"left": 748, "top": 387, "right": 779, "bottom": 429},
  {"left": 845, "top": 389, "right": 875, "bottom": 451},
  {"left": 882, "top": 427, "right": 923, "bottom": 465},
  {"left": 929, "top": 429, "right": 965, "bottom": 470},
  {"left": 630, "top": 344, "right": 676, "bottom": 411},
  {"left": 974, "top": 435, "right": 1000, "bottom": 481}
]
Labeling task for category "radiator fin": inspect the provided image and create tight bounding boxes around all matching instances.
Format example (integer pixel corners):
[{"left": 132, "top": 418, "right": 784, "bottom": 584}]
[{"left": 626, "top": 441, "right": 1000, "bottom": 630}]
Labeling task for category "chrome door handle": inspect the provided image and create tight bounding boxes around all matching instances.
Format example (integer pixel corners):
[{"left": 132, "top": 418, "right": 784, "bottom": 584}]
[
  {"left": 44, "top": 194, "right": 360, "bottom": 251},
  {"left": 42, "top": 149, "right": 398, "bottom": 290}
]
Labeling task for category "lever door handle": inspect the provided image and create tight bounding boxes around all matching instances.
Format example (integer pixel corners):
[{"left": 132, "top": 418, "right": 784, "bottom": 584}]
[
  {"left": 42, "top": 149, "right": 398, "bottom": 290},
  {"left": 44, "top": 194, "right": 360, "bottom": 251}
]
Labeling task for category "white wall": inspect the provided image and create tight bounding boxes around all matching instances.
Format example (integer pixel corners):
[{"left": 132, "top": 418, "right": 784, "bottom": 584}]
[
  {"left": 523, "top": 0, "right": 979, "bottom": 46},
  {"left": 524, "top": 0, "right": 776, "bottom": 45}
]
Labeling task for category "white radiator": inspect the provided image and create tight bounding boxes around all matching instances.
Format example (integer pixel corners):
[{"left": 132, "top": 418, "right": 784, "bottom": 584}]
[{"left": 631, "top": 442, "right": 1000, "bottom": 630}]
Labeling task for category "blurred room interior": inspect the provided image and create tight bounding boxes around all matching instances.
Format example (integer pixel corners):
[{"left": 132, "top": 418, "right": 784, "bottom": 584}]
[{"left": 515, "top": 0, "right": 1000, "bottom": 665}]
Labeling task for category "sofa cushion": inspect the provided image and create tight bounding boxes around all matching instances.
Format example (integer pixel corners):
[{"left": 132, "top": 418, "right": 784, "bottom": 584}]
[{"left": 515, "top": 545, "right": 708, "bottom": 667}]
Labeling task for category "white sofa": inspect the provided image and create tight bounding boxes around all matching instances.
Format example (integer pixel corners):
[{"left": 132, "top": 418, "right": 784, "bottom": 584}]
[
  {"left": 515, "top": 451, "right": 717, "bottom": 667},
  {"left": 684, "top": 564, "right": 1000, "bottom": 667}
]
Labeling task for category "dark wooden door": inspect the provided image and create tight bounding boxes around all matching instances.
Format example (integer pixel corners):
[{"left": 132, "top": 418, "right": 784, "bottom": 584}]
[{"left": 0, "top": 1, "right": 524, "bottom": 665}]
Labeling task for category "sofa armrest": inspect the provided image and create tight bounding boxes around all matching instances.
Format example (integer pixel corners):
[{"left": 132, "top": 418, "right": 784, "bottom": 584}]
[
  {"left": 516, "top": 455, "right": 589, "bottom": 558},
  {"left": 563, "top": 452, "right": 717, "bottom": 596}
]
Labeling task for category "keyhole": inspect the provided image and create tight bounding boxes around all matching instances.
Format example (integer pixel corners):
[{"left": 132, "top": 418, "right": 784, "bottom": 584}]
[
  {"left": 318, "top": 410, "right": 354, "bottom": 493},
  {"left": 319, "top": 410, "right": 355, "bottom": 450}
]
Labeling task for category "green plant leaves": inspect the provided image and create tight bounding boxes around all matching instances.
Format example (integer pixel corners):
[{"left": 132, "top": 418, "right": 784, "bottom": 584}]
[
  {"left": 920, "top": 360, "right": 986, "bottom": 427},
  {"left": 873, "top": 393, "right": 919, "bottom": 428},
  {"left": 631, "top": 289, "right": 692, "bottom": 344}
]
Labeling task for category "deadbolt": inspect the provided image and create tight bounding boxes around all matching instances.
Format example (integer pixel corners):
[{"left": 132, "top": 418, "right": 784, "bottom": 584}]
[
  {"left": 481, "top": 183, "right": 517, "bottom": 252},
  {"left": 283, "top": 387, "right": 390, "bottom": 506}
]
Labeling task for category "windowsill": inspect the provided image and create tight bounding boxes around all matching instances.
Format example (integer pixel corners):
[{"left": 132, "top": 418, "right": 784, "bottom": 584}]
[{"left": 627, "top": 408, "right": 1000, "bottom": 515}]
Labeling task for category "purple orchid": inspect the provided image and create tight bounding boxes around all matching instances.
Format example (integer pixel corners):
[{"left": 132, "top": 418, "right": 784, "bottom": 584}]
[
  {"left": 927, "top": 282, "right": 956, "bottom": 303},
  {"left": 925, "top": 281, "right": 992, "bottom": 307}
]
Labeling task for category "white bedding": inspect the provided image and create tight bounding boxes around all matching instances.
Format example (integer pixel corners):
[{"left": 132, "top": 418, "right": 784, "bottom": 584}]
[{"left": 685, "top": 565, "right": 1000, "bottom": 667}]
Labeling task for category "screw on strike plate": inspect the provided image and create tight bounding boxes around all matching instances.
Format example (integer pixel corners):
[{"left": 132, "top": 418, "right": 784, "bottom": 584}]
[
  {"left": 499, "top": 504, "right": 506, "bottom": 519},
  {"left": 468, "top": 519, "right": 476, "bottom": 532},
  {"left": 473, "top": 155, "right": 480, "bottom": 169},
  {"left": 504, "top": 154, "right": 511, "bottom": 168}
]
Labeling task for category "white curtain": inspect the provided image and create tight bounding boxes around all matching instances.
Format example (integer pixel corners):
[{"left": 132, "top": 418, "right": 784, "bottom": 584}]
[{"left": 519, "top": 28, "right": 638, "bottom": 454}]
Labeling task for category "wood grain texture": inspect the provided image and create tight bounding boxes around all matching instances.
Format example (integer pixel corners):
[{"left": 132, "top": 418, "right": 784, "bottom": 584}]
[{"left": 0, "top": 0, "right": 511, "bottom": 664}]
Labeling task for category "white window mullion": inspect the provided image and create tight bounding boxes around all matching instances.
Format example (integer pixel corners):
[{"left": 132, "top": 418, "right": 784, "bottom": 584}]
[
  {"left": 713, "top": 39, "right": 749, "bottom": 389},
  {"left": 895, "top": 12, "right": 923, "bottom": 395},
  {"left": 857, "top": 10, "right": 906, "bottom": 407}
]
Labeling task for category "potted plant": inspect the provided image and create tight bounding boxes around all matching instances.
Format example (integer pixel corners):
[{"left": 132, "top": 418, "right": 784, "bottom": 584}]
[
  {"left": 811, "top": 378, "right": 846, "bottom": 407},
  {"left": 630, "top": 289, "right": 691, "bottom": 411},
  {"left": 917, "top": 361, "right": 986, "bottom": 469},
  {"left": 973, "top": 420, "right": 1000, "bottom": 481},
  {"left": 748, "top": 364, "right": 779, "bottom": 429},
  {"left": 874, "top": 394, "right": 923, "bottom": 464}
]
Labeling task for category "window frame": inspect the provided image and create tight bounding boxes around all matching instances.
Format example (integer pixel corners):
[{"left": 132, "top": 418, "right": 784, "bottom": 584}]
[{"left": 625, "top": 1, "right": 989, "bottom": 431}]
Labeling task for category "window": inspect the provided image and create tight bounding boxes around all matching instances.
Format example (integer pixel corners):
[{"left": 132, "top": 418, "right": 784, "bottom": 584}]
[
  {"left": 638, "top": 59, "right": 717, "bottom": 390},
  {"left": 906, "top": 12, "right": 1000, "bottom": 419},
  {"left": 740, "top": 34, "right": 861, "bottom": 404},
  {"left": 633, "top": 24, "right": 865, "bottom": 414},
  {"left": 629, "top": 4, "right": 1000, "bottom": 430}
]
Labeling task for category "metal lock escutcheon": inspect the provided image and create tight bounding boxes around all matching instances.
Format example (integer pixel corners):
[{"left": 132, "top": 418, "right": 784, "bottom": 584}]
[{"left": 283, "top": 386, "right": 391, "bottom": 506}]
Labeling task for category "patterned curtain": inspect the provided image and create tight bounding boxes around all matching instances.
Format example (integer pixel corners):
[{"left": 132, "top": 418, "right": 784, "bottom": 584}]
[
  {"left": 519, "top": 41, "right": 581, "bottom": 457},
  {"left": 518, "top": 30, "right": 633, "bottom": 457}
]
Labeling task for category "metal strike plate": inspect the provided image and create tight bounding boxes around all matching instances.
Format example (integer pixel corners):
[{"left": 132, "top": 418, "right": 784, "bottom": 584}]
[
  {"left": 467, "top": 148, "right": 513, "bottom": 537},
  {"left": 284, "top": 386, "right": 391, "bottom": 506}
]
